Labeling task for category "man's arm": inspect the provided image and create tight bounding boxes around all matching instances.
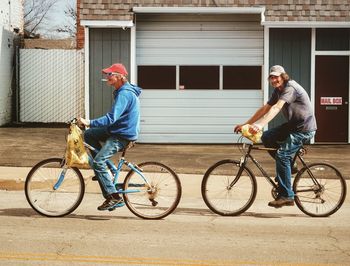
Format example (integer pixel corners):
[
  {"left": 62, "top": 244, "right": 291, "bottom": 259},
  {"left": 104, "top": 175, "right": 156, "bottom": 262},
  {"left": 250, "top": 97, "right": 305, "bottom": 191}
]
[
  {"left": 234, "top": 104, "right": 271, "bottom": 132},
  {"left": 251, "top": 99, "right": 286, "bottom": 132}
]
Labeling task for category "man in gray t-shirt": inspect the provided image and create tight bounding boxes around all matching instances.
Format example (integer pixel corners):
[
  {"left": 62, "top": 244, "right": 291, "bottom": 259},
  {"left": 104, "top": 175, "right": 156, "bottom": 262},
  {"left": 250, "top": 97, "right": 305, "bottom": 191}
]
[
  {"left": 268, "top": 79, "right": 317, "bottom": 133},
  {"left": 234, "top": 65, "right": 317, "bottom": 208}
]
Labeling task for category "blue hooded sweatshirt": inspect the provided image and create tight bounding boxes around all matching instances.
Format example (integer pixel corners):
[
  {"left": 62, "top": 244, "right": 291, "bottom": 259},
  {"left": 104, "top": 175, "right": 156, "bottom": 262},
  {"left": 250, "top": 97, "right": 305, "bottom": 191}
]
[{"left": 90, "top": 82, "right": 141, "bottom": 141}]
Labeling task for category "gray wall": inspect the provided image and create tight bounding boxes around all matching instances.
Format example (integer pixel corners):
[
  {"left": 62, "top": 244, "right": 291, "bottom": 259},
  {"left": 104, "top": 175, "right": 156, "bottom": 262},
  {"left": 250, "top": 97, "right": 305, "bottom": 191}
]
[
  {"left": 268, "top": 28, "right": 311, "bottom": 128},
  {"left": 89, "top": 28, "right": 131, "bottom": 118}
]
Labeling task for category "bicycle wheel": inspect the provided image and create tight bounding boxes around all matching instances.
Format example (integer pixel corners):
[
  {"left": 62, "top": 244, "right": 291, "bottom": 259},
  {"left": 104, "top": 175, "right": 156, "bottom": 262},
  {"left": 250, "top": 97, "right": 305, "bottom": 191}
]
[
  {"left": 123, "top": 162, "right": 181, "bottom": 219},
  {"left": 201, "top": 159, "right": 257, "bottom": 216},
  {"left": 293, "top": 163, "right": 347, "bottom": 217},
  {"left": 25, "top": 158, "right": 85, "bottom": 217}
]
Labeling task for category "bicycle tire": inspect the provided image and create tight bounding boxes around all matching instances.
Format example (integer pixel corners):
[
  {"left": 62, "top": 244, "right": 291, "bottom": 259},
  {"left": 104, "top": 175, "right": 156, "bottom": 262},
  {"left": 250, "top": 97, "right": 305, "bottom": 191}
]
[
  {"left": 293, "top": 163, "right": 347, "bottom": 217},
  {"left": 201, "top": 159, "right": 257, "bottom": 216},
  {"left": 25, "top": 158, "right": 85, "bottom": 217},
  {"left": 123, "top": 161, "right": 182, "bottom": 219}
]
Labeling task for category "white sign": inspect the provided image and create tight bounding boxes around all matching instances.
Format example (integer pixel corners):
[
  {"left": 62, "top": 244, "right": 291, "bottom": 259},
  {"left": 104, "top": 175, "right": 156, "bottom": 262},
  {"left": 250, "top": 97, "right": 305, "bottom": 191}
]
[{"left": 320, "top": 97, "right": 342, "bottom": 105}]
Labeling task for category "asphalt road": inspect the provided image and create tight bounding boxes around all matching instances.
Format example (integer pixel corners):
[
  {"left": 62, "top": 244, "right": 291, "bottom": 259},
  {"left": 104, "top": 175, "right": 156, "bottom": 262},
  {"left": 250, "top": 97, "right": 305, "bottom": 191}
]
[
  {"left": 0, "top": 127, "right": 350, "bottom": 266},
  {"left": 1, "top": 175, "right": 350, "bottom": 266}
]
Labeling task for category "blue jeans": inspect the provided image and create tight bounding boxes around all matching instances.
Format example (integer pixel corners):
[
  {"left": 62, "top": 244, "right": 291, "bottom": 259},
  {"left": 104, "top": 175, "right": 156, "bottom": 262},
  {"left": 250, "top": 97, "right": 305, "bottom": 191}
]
[
  {"left": 261, "top": 125, "right": 316, "bottom": 199},
  {"left": 84, "top": 127, "right": 129, "bottom": 198}
]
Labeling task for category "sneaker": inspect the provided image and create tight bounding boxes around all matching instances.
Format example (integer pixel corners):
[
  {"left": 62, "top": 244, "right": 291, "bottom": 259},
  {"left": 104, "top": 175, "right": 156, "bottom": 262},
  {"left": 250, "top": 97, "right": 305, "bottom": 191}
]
[
  {"left": 97, "top": 195, "right": 123, "bottom": 211},
  {"left": 268, "top": 197, "right": 294, "bottom": 208},
  {"left": 108, "top": 201, "right": 125, "bottom": 211},
  {"left": 292, "top": 162, "right": 298, "bottom": 175}
]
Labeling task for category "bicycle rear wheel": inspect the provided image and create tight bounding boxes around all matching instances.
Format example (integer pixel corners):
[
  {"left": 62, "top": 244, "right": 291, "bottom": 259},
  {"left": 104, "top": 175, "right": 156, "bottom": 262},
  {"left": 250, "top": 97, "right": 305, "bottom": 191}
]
[
  {"left": 293, "top": 163, "right": 347, "bottom": 217},
  {"left": 201, "top": 160, "right": 257, "bottom": 216},
  {"left": 123, "top": 162, "right": 181, "bottom": 219},
  {"left": 25, "top": 158, "right": 85, "bottom": 217}
]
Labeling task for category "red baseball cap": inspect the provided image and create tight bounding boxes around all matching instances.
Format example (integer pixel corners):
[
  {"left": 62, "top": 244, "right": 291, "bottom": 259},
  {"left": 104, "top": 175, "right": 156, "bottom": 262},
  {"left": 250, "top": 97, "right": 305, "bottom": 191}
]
[{"left": 102, "top": 63, "right": 128, "bottom": 76}]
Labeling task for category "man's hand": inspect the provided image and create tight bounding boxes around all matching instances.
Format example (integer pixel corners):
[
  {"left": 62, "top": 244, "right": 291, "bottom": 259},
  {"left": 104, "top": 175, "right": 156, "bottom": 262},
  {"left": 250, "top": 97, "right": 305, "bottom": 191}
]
[
  {"left": 234, "top": 124, "right": 243, "bottom": 133},
  {"left": 249, "top": 123, "right": 262, "bottom": 134},
  {"left": 77, "top": 117, "right": 90, "bottom": 129}
]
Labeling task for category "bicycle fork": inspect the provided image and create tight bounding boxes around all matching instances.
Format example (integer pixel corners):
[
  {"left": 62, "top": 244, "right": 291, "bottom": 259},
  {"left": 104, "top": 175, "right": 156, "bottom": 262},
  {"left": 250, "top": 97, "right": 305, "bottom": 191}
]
[{"left": 53, "top": 160, "right": 68, "bottom": 190}]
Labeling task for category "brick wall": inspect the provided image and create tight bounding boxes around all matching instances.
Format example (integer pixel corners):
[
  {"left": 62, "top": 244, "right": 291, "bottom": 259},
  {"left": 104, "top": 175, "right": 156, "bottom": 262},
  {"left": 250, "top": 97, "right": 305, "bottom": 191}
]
[
  {"left": 0, "top": 0, "right": 23, "bottom": 125},
  {"left": 77, "top": 0, "right": 350, "bottom": 48},
  {"left": 77, "top": 0, "right": 85, "bottom": 49}
]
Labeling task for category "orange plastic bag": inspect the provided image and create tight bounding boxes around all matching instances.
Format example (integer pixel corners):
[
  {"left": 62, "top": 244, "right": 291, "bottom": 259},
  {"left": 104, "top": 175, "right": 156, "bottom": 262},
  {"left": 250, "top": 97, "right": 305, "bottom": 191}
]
[{"left": 65, "top": 124, "right": 90, "bottom": 169}]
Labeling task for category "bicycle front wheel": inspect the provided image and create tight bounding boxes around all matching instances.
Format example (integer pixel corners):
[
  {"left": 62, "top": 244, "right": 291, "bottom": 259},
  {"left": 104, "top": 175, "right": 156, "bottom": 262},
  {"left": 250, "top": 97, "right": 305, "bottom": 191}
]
[
  {"left": 25, "top": 158, "right": 85, "bottom": 217},
  {"left": 293, "top": 163, "right": 347, "bottom": 217},
  {"left": 201, "top": 160, "right": 257, "bottom": 216},
  {"left": 123, "top": 162, "right": 182, "bottom": 219}
]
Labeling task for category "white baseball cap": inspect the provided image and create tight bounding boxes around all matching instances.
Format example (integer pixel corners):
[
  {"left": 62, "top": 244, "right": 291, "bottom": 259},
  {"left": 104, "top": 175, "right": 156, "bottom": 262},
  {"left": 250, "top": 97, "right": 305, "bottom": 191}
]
[{"left": 269, "top": 65, "right": 285, "bottom": 77}]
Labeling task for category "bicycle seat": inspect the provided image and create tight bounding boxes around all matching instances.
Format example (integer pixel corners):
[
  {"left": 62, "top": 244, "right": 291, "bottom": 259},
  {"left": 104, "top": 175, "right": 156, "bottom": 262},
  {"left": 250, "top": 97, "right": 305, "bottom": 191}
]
[
  {"left": 125, "top": 141, "right": 136, "bottom": 150},
  {"left": 121, "top": 141, "right": 136, "bottom": 157}
]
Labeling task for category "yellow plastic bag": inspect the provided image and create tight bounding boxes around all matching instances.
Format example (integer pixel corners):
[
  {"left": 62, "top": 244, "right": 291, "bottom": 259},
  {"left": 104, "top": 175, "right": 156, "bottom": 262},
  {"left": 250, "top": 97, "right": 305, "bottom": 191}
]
[
  {"left": 241, "top": 124, "right": 262, "bottom": 143},
  {"left": 65, "top": 124, "right": 90, "bottom": 169}
]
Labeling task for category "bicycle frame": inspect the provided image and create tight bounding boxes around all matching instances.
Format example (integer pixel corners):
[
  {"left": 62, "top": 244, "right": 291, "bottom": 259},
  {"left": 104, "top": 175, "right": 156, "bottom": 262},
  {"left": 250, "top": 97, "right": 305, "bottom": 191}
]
[
  {"left": 54, "top": 141, "right": 152, "bottom": 194},
  {"left": 83, "top": 141, "right": 152, "bottom": 194},
  {"left": 232, "top": 143, "right": 320, "bottom": 191}
]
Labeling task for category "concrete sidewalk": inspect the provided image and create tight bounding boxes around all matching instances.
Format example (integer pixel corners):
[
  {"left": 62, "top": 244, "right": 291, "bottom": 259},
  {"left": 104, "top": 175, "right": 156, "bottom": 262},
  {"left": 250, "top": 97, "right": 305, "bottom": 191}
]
[{"left": 0, "top": 126, "right": 349, "bottom": 178}]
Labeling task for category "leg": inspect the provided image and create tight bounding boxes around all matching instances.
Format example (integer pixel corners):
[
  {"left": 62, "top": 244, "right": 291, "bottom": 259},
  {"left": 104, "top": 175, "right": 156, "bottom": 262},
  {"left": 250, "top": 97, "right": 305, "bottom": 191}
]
[
  {"left": 84, "top": 127, "right": 109, "bottom": 158},
  {"left": 269, "top": 131, "right": 315, "bottom": 208},
  {"left": 261, "top": 123, "right": 290, "bottom": 159},
  {"left": 92, "top": 136, "right": 129, "bottom": 198}
]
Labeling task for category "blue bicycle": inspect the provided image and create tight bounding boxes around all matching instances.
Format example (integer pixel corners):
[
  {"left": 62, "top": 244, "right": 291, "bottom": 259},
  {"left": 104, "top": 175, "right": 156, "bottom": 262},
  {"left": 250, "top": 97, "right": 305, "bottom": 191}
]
[{"left": 24, "top": 121, "right": 182, "bottom": 219}]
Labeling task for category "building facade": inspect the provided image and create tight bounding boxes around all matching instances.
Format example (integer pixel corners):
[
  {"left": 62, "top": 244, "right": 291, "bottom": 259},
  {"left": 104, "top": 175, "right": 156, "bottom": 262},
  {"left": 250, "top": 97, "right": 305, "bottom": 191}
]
[
  {"left": 0, "top": 0, "right": 23, "bottom": 125},
  {"left": 77, "top": 1, "right": 350, "bottom": 143}
]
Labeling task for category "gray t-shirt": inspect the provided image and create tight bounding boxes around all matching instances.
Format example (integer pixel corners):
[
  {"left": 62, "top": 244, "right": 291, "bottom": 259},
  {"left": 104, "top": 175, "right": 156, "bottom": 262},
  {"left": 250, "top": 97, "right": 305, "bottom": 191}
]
[{"left": 267, "top": 80, "right": 317, "bottom": 132}]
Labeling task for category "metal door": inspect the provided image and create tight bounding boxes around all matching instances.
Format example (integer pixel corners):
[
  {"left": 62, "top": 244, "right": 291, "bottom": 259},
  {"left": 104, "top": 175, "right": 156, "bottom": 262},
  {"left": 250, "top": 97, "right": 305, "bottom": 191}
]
[
  {"left": 89, "top": 28, "right": 130, "bottom": 119},
  {"left": 315, "top": 56, "right": 349, "bottom": 142}
]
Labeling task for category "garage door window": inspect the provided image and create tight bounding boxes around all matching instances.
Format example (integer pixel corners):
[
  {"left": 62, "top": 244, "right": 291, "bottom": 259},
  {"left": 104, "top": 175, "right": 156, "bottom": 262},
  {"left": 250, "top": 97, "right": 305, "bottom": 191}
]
[
  {"left": 223, "top": 66, "right": 261, "bottom": 90},
  {"left": 138, "top": 65, "right": 261, "bottom": 90},
  {"left": 180, "top": 66, "right": 219, "bottom": 90},
  {"left": 138, "top": 66, "right": 176, "bottom": 89}
]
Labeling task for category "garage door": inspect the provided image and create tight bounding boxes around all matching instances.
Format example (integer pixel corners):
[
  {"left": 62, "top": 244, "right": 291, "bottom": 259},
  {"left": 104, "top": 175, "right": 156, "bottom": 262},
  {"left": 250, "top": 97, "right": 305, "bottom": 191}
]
[{"left": 136, "top": 13, "right": 264, "bottom": 143}]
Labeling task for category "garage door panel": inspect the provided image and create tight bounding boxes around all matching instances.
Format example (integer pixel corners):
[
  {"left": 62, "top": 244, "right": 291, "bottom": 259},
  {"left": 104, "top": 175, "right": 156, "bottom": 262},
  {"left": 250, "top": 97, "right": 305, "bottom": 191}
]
[
  {"left": 140, "top": 90, "right": 262, "bottom": 98},
  {"left": 137, "top": 31, "right": 263, "bottom": 39},
  {"left": 139, "top": 133, "right": 242, "bottom": 144},
  {"left": 141, "top": 98, "right": 261, "bottom": 108},
  {"left": 140, "top": 116, "right": 245, "bottom": 125},
  {"left": 141, "top": 107, "right": 258, "bottom": 117},
  {"left": 141, "top": 124, "right": 235, "bottom": 133},
  {"left": 138, "top": 21, "right": 262, "bottom": 31},
  {"left": 137, "top": 39, "right": 262, "bottom": 48}
]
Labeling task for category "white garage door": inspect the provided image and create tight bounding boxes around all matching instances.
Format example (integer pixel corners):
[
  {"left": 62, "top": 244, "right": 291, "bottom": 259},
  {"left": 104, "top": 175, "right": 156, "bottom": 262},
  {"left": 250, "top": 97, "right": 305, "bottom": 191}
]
[{"left": 136, "top": 13, "right": 264, "bottom": 143}]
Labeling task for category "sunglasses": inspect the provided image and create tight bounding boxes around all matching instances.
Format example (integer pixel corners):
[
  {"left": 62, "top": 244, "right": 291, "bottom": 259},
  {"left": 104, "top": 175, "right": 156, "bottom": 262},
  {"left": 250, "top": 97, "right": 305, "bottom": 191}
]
[{"left": 101, "top": 72, "right": 122, "bottom": 82}]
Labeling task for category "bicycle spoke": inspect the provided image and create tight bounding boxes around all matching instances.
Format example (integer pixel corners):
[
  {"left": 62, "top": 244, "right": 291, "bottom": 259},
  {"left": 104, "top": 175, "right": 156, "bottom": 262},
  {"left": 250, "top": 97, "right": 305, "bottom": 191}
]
[
  {"left": 293, "top": 163, "right": 346, "bottom": 217},
  {"left": 201, "top": 160, "right": 256, "bottom": 216},
  {"left": 123, "top": 162, "right": 181, "bottom": 219},
  {"left": 25, "top": 158, "right": 85, "bottom": 217}
]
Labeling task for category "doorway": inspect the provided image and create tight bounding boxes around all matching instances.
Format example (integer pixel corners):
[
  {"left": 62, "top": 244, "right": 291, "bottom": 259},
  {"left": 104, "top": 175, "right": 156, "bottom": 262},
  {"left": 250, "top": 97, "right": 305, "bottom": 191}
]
[{"left": 315, "top": 56, "right": 349, "bottom": 142}]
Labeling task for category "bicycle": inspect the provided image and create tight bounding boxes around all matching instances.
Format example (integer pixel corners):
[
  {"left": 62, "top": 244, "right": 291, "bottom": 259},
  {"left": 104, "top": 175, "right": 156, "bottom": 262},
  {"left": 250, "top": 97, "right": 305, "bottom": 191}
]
[
  {"left": 25, "top": 120, "right": 182, "bottom": 219},
  {"left": 201, "top": 135, "right": 347, "bottom": 217}
]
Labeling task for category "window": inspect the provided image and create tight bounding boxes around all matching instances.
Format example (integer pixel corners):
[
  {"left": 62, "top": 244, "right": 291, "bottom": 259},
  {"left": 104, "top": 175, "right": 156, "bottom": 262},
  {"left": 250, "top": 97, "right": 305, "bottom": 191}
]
[
  {"left": 137, "top": 65, "right": 261, "bottom": 90},
  {"left": 223, "top": 66, "right": 261, "bottom": 90},
  {"left": 180, "top": 66, "right": 219, "bottom": 90},
  {"left": 138, "top": 66, "right": 176, "bottom": 89},
  {"left": 316, "top": 28, "right": 350, "bottom": 51}
]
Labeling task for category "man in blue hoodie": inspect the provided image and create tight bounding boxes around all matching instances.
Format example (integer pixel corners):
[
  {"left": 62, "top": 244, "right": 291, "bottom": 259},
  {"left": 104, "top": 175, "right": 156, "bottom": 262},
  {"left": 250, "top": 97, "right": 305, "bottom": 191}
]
[{"left": 78, "top": 63, "right": 141, "bottom": 211}]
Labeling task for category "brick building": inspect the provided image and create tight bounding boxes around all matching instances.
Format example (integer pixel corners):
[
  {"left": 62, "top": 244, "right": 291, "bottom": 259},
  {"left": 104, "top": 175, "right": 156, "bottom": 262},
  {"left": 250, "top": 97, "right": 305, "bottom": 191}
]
[{"left": 77, "top": 0, "right": 350, "bottom": 143}]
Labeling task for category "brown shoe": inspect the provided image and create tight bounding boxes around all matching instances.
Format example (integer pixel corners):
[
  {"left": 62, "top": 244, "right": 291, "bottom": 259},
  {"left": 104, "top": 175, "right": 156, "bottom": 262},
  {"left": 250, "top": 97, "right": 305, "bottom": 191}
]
[{"left": 268, "top": 197, "right": 294, "bottom": 208}]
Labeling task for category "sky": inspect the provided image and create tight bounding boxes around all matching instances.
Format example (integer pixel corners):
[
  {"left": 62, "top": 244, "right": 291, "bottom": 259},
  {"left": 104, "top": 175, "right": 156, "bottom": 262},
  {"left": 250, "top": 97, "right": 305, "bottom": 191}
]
[{"left": 26, "top": 0, "right": 76, "bottom": 39}]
